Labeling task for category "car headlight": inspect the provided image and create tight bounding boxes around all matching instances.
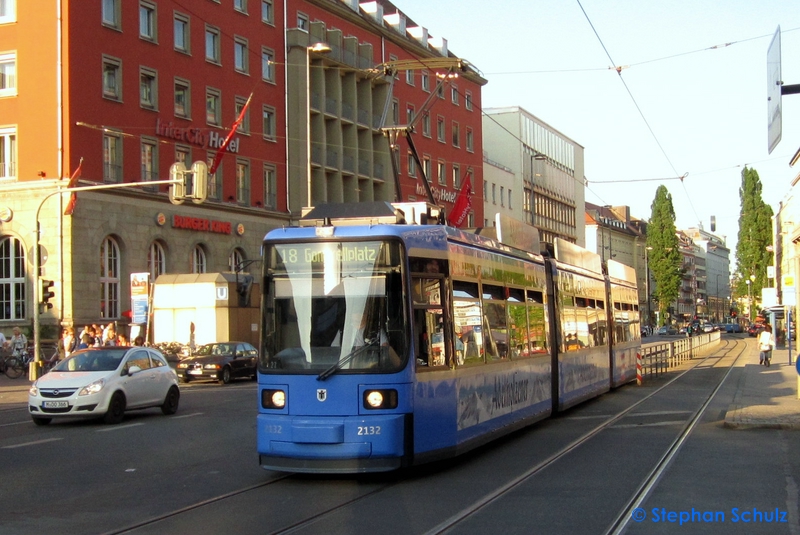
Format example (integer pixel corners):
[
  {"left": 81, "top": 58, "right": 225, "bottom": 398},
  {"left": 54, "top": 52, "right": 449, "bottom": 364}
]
[
  {"left": 204, "top": 363, "right": 221, "bottom": 370},
  {"left": 177, "top": 363, "right": 188, "bottom": 369},
  {"left": 29, "top": 383, "right": 39, "bottom": 396},
  {"left": 261, "top": 389, "right": 286, "bottom": 409},
  {"left": 79, "top": 378, "right": 106, "bottom": 396},
  {"left": 363, "top": 389, "right": 398, "bottom": 410}
]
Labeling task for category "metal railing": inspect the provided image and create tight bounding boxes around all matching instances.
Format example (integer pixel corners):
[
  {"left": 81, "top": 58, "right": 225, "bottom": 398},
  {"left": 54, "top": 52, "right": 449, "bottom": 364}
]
[{"left": 640, "top": 331, "right": 722, "bottom": 379}]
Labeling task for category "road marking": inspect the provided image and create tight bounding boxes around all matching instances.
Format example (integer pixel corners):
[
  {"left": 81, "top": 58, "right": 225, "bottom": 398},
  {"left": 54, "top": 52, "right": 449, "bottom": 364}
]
[
  {"left": 611, "top": 420, "right": 686, "bottom": 429},
  {"left": 0, "top": 420, "right": 33, "bottom": 428},
  {"left": 173, "top": 412, "right": 204, "bottom": 419},
  {"left": 566, "top": 414, "right": 612, "bottom": 420},
  {"left": 2, "top": 437, "right": 63, "bottom": 448},
  {"left": 96, "top": 422, "right": 145, "bottom": 432}
]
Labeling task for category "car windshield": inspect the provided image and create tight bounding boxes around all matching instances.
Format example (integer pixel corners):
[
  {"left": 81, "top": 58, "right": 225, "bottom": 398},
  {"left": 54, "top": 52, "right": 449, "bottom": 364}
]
[
  {"left": 53, "top": 350, "right": 125, "bottom": 372},
  {"left": 195, "top": 344, "right": 233, "bottom": 356}
]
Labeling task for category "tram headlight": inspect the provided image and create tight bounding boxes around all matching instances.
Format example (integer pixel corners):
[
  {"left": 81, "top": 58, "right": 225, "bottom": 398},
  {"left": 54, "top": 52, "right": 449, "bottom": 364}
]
[
  {"left": 363, "top": 389, "right": 398, "bottom": 410},
  {"left": 261, "top": 389, "right": 286, "bottom": 409}
]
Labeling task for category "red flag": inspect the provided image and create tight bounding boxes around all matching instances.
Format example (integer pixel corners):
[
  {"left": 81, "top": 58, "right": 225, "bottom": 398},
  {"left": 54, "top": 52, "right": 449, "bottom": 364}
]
[
  {"left": 447, "top": 174, "right": 472, "bottom": 228},
  {"left": 64, "top": 157, "right": 83, "bottom": 216},
  {"left": 208, "top": 93, "right": 252, "bottom": 176}
]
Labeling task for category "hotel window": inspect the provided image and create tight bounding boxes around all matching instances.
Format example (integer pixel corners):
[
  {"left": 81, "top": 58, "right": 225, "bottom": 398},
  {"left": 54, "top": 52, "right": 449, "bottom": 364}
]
[
  {"left": 234, "top": 0, "right": 247, "bottom": 14},
  {"left": 100, "top": 236, "right": 120, "bottom": 319},
  {"left": 139, "top": 1, "right": 157, "bottom": 42},
  {"left": 406, "top": 70, "right": 414, "bottom": 86},
  {"left": 451, "top": 85, "right": 459, "bottom": 105},
  {"left": 139, "top": 67, "right": 157, "bottom": 110},
  {"left": 0, "top": 0, "right": 15, "bottom": 24},
  {"left": 102, "top": 0, "right": 120, "bottom": 29},
  {"left": 263, "top": 164, "right": 276, "bottom": 209},
  {"left": 103, "top": 131, "right": 122, "bottom": 183},
  {"left": 492, "top": 183, "right": 496, "bottom": 204},
  {"left": 391, "top": 99, "right": 399, "bottom": 126},
  {"left": 191, "top": 245, "right": 207, "bottom": 274},
  {"left": 421, "top": 71, "right": 429, "bottom": 92},
  {"left": 206, "top": 152, "right": 221, "bottom": 200},
  {"left": 261, "top": 0, "right": 274, "bottom": 24},
  {"left": 261, "top": 47, "right": 275, "bottom": 82},
  {"left": 453, "top": 164, "right": 461, "bottom": 188},
  {"left": 500, "top": 186, "right": 504, "bottom": 207},
  {"left": 205, "top": 25, "right": 221, "bottom": 64},
  {"left": 234, "top": 96, "right": 250, "bottom": 134},
  {"left": 452, "top": 122, "right": 460, "bottom": 147},
  {"left": 236, "top": 159, "right": 250, "bottom": 205},
  {"left": 422, "top": 113, "right": 431, "bottom": 138},
  {"left": 0, "top": 237, "right": 26, "bottom": 320},
  {"left": 206, "top": 87, "right": 221, "bottom": 126},
  {"left": 437, "top": 160, "right": 445, "bottom": 186},
  {"left": 102, "top": 56, "right": 122, "bottom": 101},
  {"left": 262, "top": 105, "right": 276, "bottom": 140},
  {"left": 508, "top": 189, "right": 512, "bottom": 209},
  {"left": 174, "top": 78, "right": 190, "bottom": 118},
  {"left": 229, "top": 249, "right": 245, "bottom": 272},
  {"left": 234, "top": 36, "right": 249, "bottom": 74},
  {"left": 436, "top": 116, "right": 445, "bottom": 142},
  {"left": 175, "top": 145, "right": 190, "bottom": 164},
  {"left": 174, "top": 12, "right": 190, "bottom": 53},
  {"left": 297, "top": 12, "right": 309, "bottom": 31},
  {"left": 140, "top": 138, "right": 158, "bottom": 189},
  {"left": 0, "top": 52, "right": 16, "bottom": 97},
  {"left": 466, "top": 128, "right": 474, "bottom": 152},
  {"left": 148, "top": 240, "right": 166, "bottom": 281},
  {"left": 406, "top": 104, "right": 415, "bottom": 124},
  {"left": 423, "top": 156, "right": 431, "bottom": 183},
  {"left": 437, "top": 82, "right": 444, "bottom": 99},
  {"left": 0, "top": 127, "right": 16, "bottom": 180},
  {"left": 407, "top": 152, "right": 416, "bottom": 177},
  {"left": 465, "top": 91, "right": 473, "bottom": 111}
]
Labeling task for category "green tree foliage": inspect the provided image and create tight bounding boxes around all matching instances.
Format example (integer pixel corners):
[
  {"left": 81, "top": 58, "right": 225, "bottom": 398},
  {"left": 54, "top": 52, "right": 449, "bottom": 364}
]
[
  {"left": 734, "top": 166, "right": 774, "bottom": 318},
  {"left": 647, "top": 186, "right": 682, "bottom": 324}
]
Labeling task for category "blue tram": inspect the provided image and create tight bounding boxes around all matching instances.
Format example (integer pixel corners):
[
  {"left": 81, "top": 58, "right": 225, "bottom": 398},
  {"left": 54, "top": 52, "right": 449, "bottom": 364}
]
[{"left": 257, "top": 202, "right": 640, "bottom": 473}]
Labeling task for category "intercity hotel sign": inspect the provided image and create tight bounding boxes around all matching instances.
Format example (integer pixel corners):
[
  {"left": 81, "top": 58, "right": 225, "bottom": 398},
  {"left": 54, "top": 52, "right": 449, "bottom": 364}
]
[{"left": 155, "top": 118, "right": 240, "bottom": 153}]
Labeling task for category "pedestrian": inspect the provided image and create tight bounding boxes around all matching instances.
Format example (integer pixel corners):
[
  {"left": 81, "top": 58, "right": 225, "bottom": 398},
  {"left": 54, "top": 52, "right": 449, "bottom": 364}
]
[
  {"left": 0, "top": 329, "right": 6, "bottom": 349},
  {"left": 758, "top": 324, "right": 775, "bottom": 367},
  {"left": 9, "top": 327, "right": 28, "bottom": 358},
  {"left": 61, "top": 327, "right": 76, "bottom": 359},
  {"left": 76, "top": 333, "right": 93, "bottom": 350},
  {"left": 133, "top": 336, "right": 145, "bottom": 346}
]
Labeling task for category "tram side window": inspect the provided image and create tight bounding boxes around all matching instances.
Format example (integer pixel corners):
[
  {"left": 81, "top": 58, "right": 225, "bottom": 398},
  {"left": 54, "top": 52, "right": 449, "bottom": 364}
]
[
  {"left": 526, "top": 290, "right": 547, "bottom": 355},
  {"left": 453, "top": 280, "right": 483, "bottom": 365},
  {"left": 482, "top": 283, "right": 506, "bottom": 360},
  {"left": 508, "top": 288, "right": 527, "bottom": 359}
]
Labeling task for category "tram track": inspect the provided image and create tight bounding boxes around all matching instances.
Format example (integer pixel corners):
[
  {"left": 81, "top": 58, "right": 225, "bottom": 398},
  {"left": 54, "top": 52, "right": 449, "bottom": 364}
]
[{"left": 421, "top": 338, "right": 748, "bottom": 535}]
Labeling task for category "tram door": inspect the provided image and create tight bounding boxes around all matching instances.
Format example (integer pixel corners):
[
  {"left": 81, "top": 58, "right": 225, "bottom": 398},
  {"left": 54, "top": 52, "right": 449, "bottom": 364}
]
[{"left": 410, "top": 258, "right": 448, "bottom": 368}]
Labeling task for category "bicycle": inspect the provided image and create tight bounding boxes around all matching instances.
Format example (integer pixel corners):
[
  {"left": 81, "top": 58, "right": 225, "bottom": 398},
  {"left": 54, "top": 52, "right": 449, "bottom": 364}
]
[{"left": 3, "top": 350, "right": 30, "bottom": 379}]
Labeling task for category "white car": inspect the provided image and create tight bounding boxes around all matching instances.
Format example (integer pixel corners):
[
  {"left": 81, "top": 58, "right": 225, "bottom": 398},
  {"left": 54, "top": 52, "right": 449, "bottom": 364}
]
[{"left": 29, "top": 346, "right": 180, "bottom": 426}]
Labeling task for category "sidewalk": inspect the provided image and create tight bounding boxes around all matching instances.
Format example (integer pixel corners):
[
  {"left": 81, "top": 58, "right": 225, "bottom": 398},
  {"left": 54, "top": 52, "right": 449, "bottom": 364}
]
[
  {"left": 724, "top": 344, "right": 800, "bottom": 429},
  {"left": 0, "top": 371, "right": 31, "bottom": 407}
]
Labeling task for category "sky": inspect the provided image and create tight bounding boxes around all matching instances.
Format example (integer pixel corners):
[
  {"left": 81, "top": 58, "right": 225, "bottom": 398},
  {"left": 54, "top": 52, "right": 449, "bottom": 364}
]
[{"left": 395, "top": 0, "right": 800, "bottom": 252}]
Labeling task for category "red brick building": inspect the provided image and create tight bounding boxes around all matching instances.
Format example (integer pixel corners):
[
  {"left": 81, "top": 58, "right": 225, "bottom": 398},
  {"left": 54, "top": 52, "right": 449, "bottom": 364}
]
[{"left": 0, "top": 0, "right": 485, "bottom": 340}]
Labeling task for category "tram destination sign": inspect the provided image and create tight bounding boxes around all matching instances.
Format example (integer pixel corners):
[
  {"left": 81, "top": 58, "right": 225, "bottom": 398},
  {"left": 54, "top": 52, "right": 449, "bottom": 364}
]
[{"left": 277, "top": 243, "right": 380, "bottom": 266}]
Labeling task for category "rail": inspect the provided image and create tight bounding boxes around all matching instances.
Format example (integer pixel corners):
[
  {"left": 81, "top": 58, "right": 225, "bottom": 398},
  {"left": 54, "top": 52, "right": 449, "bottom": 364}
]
[{"left": 639, "top": 331, "right": 722, "bottom": 380}]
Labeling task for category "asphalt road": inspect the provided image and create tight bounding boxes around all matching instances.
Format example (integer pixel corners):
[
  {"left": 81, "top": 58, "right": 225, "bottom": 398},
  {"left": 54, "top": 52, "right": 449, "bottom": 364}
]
[{"left": 1, "top": 338, "right": 797, "bottom": 534}]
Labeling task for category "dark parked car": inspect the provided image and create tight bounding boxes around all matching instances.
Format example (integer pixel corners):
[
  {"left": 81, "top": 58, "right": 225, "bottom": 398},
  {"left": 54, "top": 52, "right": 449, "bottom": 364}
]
[
  {"left": 176, "top": 342, "right": 258, "bottom": 384},
  {"left": 657, "top": 326, "right": 677, "bottom": 335},
  {"left": 747, "top": 324, "right": 764, "bottom": 337}
]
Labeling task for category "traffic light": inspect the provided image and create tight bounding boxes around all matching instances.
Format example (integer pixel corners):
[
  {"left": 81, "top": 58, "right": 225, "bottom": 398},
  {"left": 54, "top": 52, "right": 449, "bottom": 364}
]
[
  {"left": 169, "top": 161, "right": 208, "bottom": 205},
  {"left": 41, "top": 279, "right": 55, "bottom": 310}
]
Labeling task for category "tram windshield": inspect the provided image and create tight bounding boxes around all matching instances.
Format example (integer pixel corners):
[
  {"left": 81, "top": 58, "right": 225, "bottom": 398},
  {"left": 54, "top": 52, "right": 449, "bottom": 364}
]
[{"left": 261, "top": 239, "right": 408, "bottom": 375}]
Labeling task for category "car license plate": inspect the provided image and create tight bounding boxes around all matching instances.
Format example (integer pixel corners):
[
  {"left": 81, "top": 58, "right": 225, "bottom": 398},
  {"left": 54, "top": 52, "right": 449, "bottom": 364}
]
[
  {"left": 43, "top": 401, "right": 69, "bottom": 409},
  {"left": 188, "top": 369, "right": 204, "bottom": 375}
]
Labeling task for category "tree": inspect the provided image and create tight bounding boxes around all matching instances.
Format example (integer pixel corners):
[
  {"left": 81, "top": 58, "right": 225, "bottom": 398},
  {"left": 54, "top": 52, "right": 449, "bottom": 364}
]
[
  {"left": 734, "top": 166, "right": 774, "bottom": 320},
  {"left": 647, "top": 186, "right": 682, "bottom": 325}
]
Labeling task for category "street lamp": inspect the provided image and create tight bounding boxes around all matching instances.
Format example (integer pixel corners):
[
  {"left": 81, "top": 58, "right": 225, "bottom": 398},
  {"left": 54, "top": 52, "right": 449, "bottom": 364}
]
[
  {"left": 306, "top": 42, "right": 331, "bottom": 208},
  {"left": 635, "top": 242, "right": 653, "bottom": 329},
  {"left": 746, "top": 279, "right": 753, "bottom": 321}
]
